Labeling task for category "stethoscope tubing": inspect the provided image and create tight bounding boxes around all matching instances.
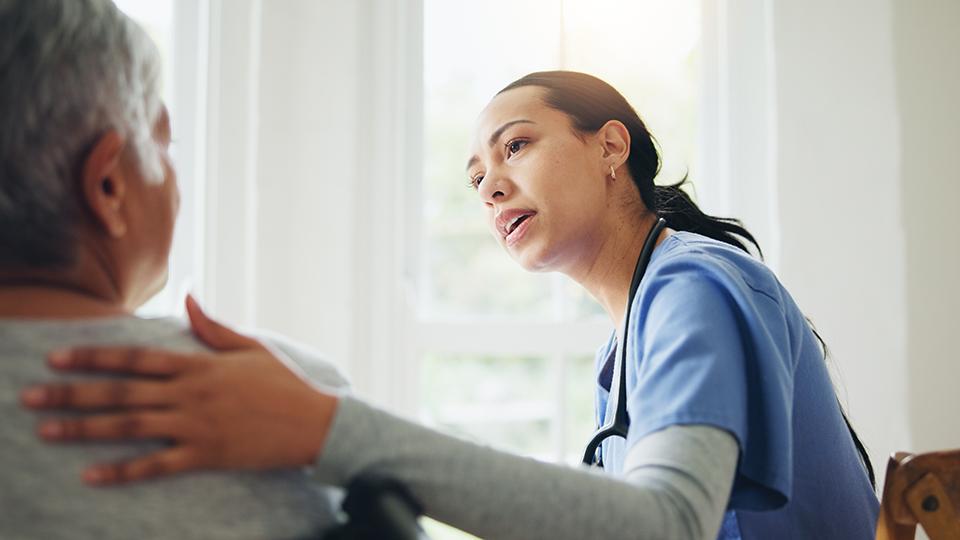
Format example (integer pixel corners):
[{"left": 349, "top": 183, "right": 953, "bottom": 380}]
[{"left": 581, "top": 217, "right": 668, "bottom": 467}]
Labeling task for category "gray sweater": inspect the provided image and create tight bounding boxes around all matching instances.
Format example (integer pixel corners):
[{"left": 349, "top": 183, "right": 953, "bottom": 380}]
[
  {"left": 314, "top": 396, "right": 738, "bottom": 540},
  {"left": 2, "top": 316, "right": 739, "bottom": 539},
  {"left": 0, "top": 316, "right": 348, "bottom": 540}
]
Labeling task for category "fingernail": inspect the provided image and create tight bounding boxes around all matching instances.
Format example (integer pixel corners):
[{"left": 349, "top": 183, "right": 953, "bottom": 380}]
[
  {"left": 39, "top": 422, "right": 63, "bottom": 439},
  {"left": 48, "top": 349, "right": 71, "bottom": 368},
  {"left": 20, "top": 386, "right": 47, "bottom": 407}
]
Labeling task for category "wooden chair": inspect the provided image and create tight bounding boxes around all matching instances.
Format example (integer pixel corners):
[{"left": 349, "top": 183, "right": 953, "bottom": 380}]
[{"left": 876, "top": 449, "right": 960, "bottom": 540}]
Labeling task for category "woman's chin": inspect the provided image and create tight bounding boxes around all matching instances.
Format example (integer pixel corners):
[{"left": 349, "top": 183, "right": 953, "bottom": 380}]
[{"left": 510, "top": 245, "right": 554, "bottom": 273}]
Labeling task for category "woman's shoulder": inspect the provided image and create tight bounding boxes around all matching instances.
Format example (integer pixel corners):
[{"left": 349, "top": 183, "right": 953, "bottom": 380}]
[{"left": 644, "top": 231, "right": 786, "bottom": 306}]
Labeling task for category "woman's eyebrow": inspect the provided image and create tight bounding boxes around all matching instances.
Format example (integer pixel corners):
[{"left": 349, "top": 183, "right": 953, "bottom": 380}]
[{"left": 465, "top": 119, "right": 536, "bottom": 172}]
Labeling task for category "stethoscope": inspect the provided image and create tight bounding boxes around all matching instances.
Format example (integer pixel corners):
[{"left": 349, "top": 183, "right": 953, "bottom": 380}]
[{"left": 581, "top": 217, "right": 668, "bottom": 467}]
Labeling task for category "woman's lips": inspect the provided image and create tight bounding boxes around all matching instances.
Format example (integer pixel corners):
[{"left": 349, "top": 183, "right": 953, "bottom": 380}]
[{"left": 505, "top": 213, "right": 535, "bottom": 248}]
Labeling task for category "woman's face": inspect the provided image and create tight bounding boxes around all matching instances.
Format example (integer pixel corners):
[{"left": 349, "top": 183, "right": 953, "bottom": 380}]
[{"left": 467, "top": 86, "right": 612, "bottom": 274}]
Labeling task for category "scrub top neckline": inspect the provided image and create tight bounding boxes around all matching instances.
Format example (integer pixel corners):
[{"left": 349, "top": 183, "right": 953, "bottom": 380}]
[{"left": 597, "top": 231, "right": 684, "bottom": 392}]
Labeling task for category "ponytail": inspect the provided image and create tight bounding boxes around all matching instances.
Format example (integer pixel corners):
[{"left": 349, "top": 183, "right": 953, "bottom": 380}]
[{"left": 652, "top": 180, "right": 763, "bottom": 259}]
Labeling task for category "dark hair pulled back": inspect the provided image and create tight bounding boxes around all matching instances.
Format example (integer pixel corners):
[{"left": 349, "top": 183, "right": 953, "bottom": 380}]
[
  {"left": 498, "top": 70, "right": 762, "bottom": 258},
  {"left": 497, "top": 70, "right": 875, "bottom": 488}
]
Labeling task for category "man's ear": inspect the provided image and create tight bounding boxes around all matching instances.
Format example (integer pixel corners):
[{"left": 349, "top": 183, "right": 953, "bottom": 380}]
[
  {"left": 598, "top": 120, "right": 631, "bottom": 171},
  {"left": 81, "top": 131, "right": 128, "bottom": 238}
]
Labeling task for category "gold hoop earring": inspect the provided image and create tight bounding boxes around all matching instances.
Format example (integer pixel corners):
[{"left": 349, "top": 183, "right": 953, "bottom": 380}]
[{"left": 609, "top": 165, "right": 617, "bottom": 180}]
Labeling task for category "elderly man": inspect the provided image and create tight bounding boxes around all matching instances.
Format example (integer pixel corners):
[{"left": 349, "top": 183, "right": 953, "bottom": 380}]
[{"left": 0, "top": 1, "right": 345, "bottom": 537}]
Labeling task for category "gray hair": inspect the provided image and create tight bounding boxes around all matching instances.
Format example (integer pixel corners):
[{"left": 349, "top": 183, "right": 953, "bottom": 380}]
[{"left": 0, "top": 0, "right": 163, "bottom": 268}]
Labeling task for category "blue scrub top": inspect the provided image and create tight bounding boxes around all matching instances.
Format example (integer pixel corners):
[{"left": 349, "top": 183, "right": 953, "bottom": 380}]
[{"left": 594, "top": 232, "right": 879, "bottom": 539}]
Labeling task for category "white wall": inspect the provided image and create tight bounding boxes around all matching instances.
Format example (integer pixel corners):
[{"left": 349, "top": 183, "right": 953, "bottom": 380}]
[
  {"left": 893, "top": 0, "right": 960, "bottom": 454},
  {"left": 773, "top": 0, "right": 910, "bottom": 474},
  {"left": 770, "top": 0, "right": 960, "bottom": 475}
]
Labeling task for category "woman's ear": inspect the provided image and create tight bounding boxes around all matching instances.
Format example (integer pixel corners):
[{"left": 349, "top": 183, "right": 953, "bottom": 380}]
[
  {"left": 81, "top": 131, "right": 128, "bottom": 238},
  {"left": 598, "top": 120, "right": 631, "bottom": 172}
]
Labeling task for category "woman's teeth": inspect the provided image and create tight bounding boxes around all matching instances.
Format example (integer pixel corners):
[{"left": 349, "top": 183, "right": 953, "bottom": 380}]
[{"left": 508, "top": 214, "right": 530, "bottom": 234}]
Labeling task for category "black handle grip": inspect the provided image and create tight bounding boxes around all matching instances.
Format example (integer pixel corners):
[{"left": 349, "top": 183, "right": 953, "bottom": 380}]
[{"left": 322, "top": 473, "right": 431, "bottom": 540}]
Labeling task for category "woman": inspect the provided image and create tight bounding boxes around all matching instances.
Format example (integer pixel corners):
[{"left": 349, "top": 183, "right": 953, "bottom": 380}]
[
  {"left": 22, "top": 71, "right": 880, "bottom": 539},
  {"left": 1, "top": 1, "right": 345, "bottom": 538}
]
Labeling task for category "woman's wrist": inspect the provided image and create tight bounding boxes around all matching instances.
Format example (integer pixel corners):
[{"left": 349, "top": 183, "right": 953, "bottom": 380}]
[{"left": 303, "top": 389, "right": 340, "bottom": 465}]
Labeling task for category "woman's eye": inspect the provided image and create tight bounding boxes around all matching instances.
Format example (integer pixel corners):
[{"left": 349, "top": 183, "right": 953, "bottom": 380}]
[
  {"left": 505, "top": 139, "right": 528, "bottom": 157},
  {"left": 468, "top": 174, "right": 484, "bottom": 189}
]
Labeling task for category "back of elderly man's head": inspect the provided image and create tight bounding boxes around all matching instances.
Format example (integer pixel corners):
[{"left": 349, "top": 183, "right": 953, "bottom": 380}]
[{"left": 0, "top": 0, "right": 163, "bottom": 269}]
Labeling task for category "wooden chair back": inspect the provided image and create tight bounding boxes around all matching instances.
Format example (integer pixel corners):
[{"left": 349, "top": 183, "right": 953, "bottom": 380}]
[{"left": 876, "top": 449, "right": 960, "bottom": 540}]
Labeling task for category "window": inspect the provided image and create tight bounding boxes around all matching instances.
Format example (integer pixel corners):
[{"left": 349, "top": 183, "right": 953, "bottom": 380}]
[
  {"left": 418, "top": 0, "right": 702, "bottom": 465},
  {"left": 117, "top": 0, "right": 702, "bottom": 466},
  {"left": 110, "top": 4, "right": 703, "bottom": 537}
]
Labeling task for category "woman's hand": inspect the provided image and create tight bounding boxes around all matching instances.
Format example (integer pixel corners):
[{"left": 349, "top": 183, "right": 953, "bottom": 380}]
[{"left": 19, "top": 296, "right": 339, "bottom": 486}]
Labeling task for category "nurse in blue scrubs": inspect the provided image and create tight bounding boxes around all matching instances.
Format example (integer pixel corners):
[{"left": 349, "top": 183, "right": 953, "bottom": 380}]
[{"left": 21, "top": 71, "right": 880, "bottom": 539}]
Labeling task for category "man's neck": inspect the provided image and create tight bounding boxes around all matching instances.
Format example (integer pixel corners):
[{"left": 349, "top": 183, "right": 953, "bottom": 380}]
[
  {"left": 0, "top": 286, "right": 127, "bottom": 319},
  {"left": 0, "top": 256, "right": 129, "bottom": 319}
]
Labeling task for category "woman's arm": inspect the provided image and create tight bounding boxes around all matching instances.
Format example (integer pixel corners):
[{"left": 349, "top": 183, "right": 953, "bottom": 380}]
[
  {"left": 24, "top": 364, "right": 737, "bottom": 539},
  {"left": 317, "top": 395, "right": 737, "bottom": 540},
  {"left": 20, "top": 297, "right": 737, "bottom": 539}
]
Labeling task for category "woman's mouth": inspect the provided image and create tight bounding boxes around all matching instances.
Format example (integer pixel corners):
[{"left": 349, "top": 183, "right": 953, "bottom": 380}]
[
  {"left": 507, "top": 213, "right": 530, "bottom": 235},
  {"left": 505, "top": 213, "right": 535, "bottom": 247}
]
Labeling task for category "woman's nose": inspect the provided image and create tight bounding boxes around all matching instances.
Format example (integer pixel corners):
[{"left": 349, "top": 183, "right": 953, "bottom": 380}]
[{"left": 478, "top": 173, "right": 510, "bottom": 204}]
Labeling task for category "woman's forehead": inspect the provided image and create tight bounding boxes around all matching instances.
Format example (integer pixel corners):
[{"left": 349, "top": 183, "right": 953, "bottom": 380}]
[
  {"left": 477, "top": 87, "right": 546, "bottom": 127},
  {"left": 469, "top": 86, "right": 559, "bottom": 154}
]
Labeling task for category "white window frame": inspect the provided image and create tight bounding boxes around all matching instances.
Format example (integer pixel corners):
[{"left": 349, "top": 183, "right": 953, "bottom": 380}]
[
  {"left": 394, "top": 0, "right": 778, "bottom": 455},
  {"left": 159, "top": 0, "right": 779, "bottom": 460},
  {"left": 699, "top": 0, "right": 780, "bottom": 269},
  {"left": 126, "top": 0, "right": 209, "bottom": 318},
  {"left": 369, "top": 0, "right": 781, "bottom": 462},
  {"left": 167, "top": 0, "right": 212, "bottom": 315},
  {"left": 198, "top": 0, "right": 262, "bottom": 326},
  {"left": 345, "top": 0, "right": 425, "bottom": 412}
]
